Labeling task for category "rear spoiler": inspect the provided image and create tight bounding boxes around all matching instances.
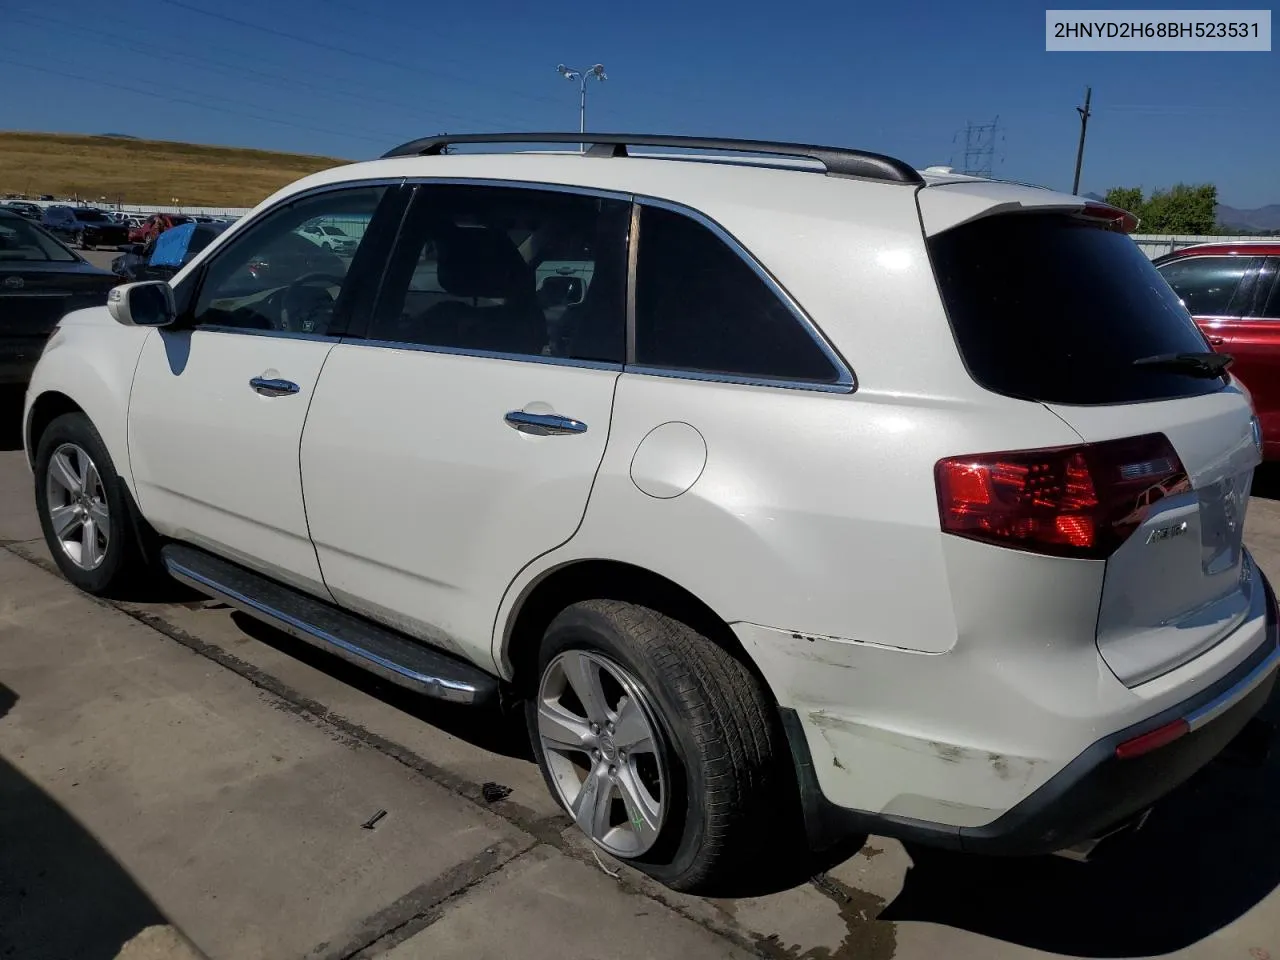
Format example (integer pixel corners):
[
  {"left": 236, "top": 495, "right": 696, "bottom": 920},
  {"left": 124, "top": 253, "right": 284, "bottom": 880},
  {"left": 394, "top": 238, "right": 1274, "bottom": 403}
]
[{"left": 917, "top": 180, "right": 1140, "bottom": 236}]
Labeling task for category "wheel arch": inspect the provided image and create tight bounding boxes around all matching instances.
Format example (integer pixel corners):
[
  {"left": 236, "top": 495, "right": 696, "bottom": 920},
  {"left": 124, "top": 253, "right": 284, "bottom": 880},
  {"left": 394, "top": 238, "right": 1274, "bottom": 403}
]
[
  {"left": 499, "top": 558, "right": 773, "bottom": 699},
  {"left": 23, "top": 319, "right": 150, "bottom": 494},
  {"left": 25, "top": 390, "right": 84, "bottom": 469}
]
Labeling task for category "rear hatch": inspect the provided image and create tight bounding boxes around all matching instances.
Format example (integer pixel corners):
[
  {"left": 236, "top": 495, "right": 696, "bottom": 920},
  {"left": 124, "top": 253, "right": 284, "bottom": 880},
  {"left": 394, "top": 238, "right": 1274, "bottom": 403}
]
[{"left": 922, "top": 189, "right": 1264, "bottom": 686}]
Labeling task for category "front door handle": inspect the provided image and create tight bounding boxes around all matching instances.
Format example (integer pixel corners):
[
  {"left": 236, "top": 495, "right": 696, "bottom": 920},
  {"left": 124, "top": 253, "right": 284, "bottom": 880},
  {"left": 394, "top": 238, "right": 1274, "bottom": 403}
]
[
  {"left": 1208, "top": 336, "right": 1226, "bottom": 346},
  {"left": 250, "top": 376, "right": 300, "bottom": 397},
  {"left": 504, "top": 410, "right": 588, "bottom": 436}
]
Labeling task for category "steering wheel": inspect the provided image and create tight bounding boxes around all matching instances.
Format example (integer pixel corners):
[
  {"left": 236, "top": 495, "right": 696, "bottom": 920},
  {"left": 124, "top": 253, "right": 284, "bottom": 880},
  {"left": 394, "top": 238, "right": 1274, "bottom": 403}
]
[{"left": 280, "top": 272, "right": 345, "bottom": 333}]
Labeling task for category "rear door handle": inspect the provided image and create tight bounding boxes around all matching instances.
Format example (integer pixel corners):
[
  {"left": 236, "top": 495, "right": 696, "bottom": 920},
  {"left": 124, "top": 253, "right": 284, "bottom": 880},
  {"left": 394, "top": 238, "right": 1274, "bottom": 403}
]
[
  {"left": 504, "top": 410, "right": 587, "bottom": 436},
  {"left": 250, "top": 376, "right": 300, "bottom": 397},
  {"left": 1208, "top": 336, "right": 1226, "bottom": 346}
]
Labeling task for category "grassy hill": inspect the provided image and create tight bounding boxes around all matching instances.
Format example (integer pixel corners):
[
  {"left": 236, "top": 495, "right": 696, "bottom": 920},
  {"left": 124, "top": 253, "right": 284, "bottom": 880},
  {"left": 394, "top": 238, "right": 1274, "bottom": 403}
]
[{"left": 0, "top": 132, "right": 350, "bottom": 208}]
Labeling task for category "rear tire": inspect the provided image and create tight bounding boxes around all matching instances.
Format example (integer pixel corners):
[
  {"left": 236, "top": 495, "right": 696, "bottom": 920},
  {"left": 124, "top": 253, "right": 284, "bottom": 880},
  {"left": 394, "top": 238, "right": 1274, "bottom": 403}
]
[
  {"left": 526, "top": 599, "right": 799, "bottom": 894},
  {"left": 34, "top": 413, "right": 146, "bottom": 596}
]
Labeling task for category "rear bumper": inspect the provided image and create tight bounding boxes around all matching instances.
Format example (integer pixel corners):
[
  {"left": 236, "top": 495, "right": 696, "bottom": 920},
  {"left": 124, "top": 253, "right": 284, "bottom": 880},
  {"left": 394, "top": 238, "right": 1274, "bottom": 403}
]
[{"left": 784, "top": 571, "right": 1280, "bottom": 856}]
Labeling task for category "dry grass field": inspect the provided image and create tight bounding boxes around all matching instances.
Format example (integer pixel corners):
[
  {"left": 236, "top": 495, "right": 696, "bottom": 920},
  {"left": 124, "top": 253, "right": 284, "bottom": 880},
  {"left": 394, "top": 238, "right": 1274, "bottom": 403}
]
[{"left": 0, "top": 131, "right": 349, "bottom": 207}]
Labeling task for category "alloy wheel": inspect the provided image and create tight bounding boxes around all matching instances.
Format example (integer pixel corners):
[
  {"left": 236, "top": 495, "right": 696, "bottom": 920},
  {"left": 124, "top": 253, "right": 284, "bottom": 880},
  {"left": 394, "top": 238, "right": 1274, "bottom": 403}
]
[
  {"left": 45, "top": 442, "right": 110, "bottom": 570},
  {"left": 537, "top": 650, "right": 669, "bottom": 858}
]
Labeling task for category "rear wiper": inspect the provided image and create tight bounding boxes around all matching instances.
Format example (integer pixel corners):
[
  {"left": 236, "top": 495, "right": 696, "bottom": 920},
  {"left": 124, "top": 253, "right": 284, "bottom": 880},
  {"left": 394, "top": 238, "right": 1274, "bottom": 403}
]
[{"left": 1132, "top": 352, "right": 1232, "bottom": 378}]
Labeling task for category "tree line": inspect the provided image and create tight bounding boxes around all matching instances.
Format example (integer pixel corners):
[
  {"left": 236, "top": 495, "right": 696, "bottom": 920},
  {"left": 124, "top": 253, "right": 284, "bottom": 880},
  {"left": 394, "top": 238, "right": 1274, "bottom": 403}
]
[{"left": 1102, "top": 183, "right": 1233, "bottom": 236}]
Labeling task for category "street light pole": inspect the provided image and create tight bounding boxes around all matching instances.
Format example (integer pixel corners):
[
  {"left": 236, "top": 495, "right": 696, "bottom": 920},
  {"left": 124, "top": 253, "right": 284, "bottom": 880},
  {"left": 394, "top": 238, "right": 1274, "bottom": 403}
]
[{"left": 556, "top": 63, "right": 607, "bottom": 152}]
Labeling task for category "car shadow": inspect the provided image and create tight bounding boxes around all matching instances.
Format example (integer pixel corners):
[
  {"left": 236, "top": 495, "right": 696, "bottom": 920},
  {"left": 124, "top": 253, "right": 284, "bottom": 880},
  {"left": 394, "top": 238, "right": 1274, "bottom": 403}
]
[
  {"left": 880, "top": 693, "right": 1280, "bottom": 957},
  {"left": 0, "top": 683, "right": 177, "bottom": 959},
  {"left": 0, "top": 385, "right": 24, "bottom": 452},
  {"left": 226, "top": 611, "right": 535, "bottom": 762}
]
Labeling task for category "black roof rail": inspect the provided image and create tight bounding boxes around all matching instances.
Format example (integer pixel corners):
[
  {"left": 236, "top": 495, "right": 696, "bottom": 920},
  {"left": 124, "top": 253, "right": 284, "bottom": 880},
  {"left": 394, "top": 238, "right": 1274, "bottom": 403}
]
[{"left": 379, "top": 133, "right": 923, "bottom": 185}]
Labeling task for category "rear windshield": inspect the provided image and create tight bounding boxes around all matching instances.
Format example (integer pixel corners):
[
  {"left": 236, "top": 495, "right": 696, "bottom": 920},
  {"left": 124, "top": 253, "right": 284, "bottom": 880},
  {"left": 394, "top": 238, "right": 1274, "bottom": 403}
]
[{"left": 928, "top": 213, "right": 1225, "bottom": 405}]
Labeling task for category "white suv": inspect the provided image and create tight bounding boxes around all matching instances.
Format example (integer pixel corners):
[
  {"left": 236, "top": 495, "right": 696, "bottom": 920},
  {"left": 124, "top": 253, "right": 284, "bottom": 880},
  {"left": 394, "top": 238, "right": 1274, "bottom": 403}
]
[{"left": 22, "top": 133, "right": 1279, "bottom": 893}]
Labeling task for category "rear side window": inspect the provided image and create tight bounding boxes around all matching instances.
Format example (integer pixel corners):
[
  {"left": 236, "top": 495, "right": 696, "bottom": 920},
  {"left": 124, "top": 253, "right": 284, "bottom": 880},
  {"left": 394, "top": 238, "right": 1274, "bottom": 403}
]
[
  {"left": 1156, "top": 256, "right": 1251, "bottom": 317},
  {"left": 634, "top": 206, "right": 841, "bottom": 384},
  {"left": 929, "top": 213, "right": 1224, "bottom": 405}
]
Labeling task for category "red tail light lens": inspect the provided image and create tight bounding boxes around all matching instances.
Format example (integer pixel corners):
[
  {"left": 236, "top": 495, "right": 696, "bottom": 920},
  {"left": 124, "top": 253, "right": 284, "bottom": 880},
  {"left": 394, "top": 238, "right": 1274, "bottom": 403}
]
[
  {"left": 935, "top": 433, "right": 1189, "bottom": 560},
  {"left": 1115, "top": 718, "right": 1189, "bottom": 760}
]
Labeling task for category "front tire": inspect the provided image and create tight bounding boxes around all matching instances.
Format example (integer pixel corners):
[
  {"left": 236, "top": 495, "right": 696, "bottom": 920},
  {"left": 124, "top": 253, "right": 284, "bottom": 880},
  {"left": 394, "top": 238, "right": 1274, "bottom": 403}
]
[
  {"left": 527, "top": 600, "right": 797, "bottom": 894},
  {"left": 34, "top": 413, "right": 145, "bottom": 596}
]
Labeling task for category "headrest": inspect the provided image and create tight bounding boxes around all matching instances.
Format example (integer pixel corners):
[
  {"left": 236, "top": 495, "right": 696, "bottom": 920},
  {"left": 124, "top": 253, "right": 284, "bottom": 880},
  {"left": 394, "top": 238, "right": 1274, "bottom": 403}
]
[{"left": 436, "top": 226, "right": 532, "bottom": 300}]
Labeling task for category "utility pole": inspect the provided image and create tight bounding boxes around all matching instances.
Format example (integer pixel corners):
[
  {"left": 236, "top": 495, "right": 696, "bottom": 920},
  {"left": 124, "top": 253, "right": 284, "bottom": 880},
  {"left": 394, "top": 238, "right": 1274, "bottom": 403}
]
[{"left": 1072, "top": 86, "right": 1092, "bottom": 195}]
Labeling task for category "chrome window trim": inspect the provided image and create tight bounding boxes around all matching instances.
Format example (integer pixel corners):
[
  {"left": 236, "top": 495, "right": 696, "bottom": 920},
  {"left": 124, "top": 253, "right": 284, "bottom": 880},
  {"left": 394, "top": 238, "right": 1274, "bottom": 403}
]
[
  {"left": 340, "top": 336, "right": 623, "bottom": 373},
  {"left": 631, "top": 195, "right": 856, "bottom": 394},
  {"left": 196, "top": 324, "right": 343, "bottom": 343},
  {"left": 315, "top": 175, "right": 855, "bottom": 393},
  {"left": 400, "top": 176, "right": 633, "bottom": 203},
  {"left": 626, "top": 364, "right": 853, "bottom": 393}
]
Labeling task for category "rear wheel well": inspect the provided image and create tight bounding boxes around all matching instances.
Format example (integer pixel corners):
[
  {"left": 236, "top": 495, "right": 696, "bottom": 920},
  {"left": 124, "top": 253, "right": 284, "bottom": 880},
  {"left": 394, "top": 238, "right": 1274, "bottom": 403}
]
[
  {"left": 504, "top": 560, "right": 771, "bottom": 697},
  {"left": 26, "top": 392, "right": 84, "bottom": 467}
]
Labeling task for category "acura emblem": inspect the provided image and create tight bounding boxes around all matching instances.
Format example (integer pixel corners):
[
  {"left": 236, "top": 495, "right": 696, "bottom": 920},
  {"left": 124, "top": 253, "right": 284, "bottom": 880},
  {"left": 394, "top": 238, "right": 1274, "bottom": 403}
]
[{"left": 2, "top": 276, "right": 23, "bottom": 289}]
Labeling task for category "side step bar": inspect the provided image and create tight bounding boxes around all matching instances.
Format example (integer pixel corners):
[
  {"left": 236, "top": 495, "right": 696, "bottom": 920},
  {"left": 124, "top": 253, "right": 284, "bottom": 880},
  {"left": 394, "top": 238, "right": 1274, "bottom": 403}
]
[{"left": 161, "top": 544, "right": 500, "bottom": 706}]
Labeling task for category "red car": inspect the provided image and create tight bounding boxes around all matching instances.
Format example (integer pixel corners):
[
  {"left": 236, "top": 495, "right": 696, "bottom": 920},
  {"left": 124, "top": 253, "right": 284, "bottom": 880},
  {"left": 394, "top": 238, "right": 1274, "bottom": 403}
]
[
  {"left": 1155, "top": 242, "right": 1280, "bottom": 460},
  {"left": 128, "top": 213, "right": 193, "bottom": 246}
]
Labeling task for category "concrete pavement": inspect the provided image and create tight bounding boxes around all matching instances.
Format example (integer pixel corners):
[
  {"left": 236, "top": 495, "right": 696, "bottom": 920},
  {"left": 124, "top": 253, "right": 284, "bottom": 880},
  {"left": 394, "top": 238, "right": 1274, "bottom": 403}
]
[{"left": 3, "top": 392, "right": 1280, "bottom": 959}]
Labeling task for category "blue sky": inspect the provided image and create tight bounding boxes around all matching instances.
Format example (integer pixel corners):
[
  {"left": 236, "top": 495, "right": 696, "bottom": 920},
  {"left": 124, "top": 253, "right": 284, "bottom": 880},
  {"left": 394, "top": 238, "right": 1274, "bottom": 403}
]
[{"left": 2, "top": 0, "right": 1277, "bottom": 206}]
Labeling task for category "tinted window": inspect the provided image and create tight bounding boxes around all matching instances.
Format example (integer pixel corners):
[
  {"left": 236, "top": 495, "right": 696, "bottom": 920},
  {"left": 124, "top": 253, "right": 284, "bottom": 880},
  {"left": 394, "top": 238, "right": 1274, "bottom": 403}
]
[
  {"left": 1156, "top": 256, "right": 1251, "bottom": 317},
  {"left": 75, "top": 209, "right": 110, "bottom": 222},
  {"left": 929, "top": 214, "right": 1224, "bottom": 405},
  {"left": 190, "top": 186, "right": 384, "bottom": 335},
  {"left": 1254, "top": 258, "right": 1280, "bottom": 319},
  {"left": 633, "top": 206, "right": 840, "bottom": 383},
  {"left": 370, "top": 185, "right": 629, "bottom": 362},
  {"left": 0, "top": 217, "right": 76, "bottom": 262}
]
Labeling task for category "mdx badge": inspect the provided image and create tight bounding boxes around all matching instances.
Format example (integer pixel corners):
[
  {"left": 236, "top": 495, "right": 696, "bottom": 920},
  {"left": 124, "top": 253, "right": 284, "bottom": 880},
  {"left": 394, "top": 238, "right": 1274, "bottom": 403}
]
[{"left": 1147, "top": 520, "right": 1189, "bottom": 544}]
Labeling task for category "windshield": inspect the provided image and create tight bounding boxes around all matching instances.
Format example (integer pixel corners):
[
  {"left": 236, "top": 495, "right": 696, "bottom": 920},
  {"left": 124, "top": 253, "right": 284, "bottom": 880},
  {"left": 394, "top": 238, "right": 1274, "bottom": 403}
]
[
  {"left": 0, "top": 217, "right": 78, "bottom": 262},
  {"left": 75, "top": 209, "right": 111, "bottom": 222},
  {"left": 928, "top": 213, "right": 1224, "bottom": 405}
]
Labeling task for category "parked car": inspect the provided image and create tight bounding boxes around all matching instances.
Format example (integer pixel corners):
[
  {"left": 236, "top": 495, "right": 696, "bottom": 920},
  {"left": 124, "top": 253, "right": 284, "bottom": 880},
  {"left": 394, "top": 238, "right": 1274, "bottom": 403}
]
[
  {"left": 0, "top": 209, "right": 118, "bottom": 385},
  {"left": 1154, "top": 243, "right": 1280, "bottom": 461},
  {"left": 129, "top": 213, "right": 192, "bottom": 246},
  {"left": 22, "top": 133, "right": 1277, "bottom": 894},
  {"left": 40, "top": 206, "right": 130, "bottom": 250},
  {"left": 298, "top": 220, "right": 359, "bottom": 255},
  {"left": 111, "top": 221, "right": 230, "bottom": 282},
  {"left": 1, "top": 201, "right": 44, "bottom": 222}
]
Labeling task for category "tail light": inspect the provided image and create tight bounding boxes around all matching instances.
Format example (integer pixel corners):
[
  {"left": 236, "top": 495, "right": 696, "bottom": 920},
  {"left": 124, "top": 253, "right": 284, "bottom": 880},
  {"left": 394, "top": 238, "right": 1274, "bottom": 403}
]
[{"left": 935, "top": 433, "right": 1189, "bottom": 560}]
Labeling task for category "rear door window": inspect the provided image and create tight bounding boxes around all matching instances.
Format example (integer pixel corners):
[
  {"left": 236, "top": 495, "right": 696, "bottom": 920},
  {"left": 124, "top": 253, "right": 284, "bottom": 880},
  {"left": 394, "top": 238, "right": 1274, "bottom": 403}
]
[
  {"left": 928, "top": 213, "right": 1226, "bottom": 405},
  {"left": 1156, "top": 256, "right": 1253, "bottom": 317},
  {"left": 633, "top": 205, "right": 842, "bottom": 385}
]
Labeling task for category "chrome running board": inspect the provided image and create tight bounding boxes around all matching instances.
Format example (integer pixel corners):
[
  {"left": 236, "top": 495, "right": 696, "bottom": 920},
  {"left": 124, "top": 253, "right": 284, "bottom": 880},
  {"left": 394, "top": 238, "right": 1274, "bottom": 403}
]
[{"left": 161, "top": 544, "right": 499, "bottom": 705}]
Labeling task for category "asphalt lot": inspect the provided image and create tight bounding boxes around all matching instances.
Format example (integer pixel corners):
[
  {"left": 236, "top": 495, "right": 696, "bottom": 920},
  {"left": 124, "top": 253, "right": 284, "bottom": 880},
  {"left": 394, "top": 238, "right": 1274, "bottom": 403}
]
[{"left": 4, "top": 380, "right": 1280, "bottom": 959}]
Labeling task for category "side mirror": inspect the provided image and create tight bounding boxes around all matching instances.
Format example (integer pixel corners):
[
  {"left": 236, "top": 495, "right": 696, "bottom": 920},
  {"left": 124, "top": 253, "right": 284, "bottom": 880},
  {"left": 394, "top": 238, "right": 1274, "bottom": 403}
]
[{"left": 107, "top": 281, "right": 176, "bottom": 327}]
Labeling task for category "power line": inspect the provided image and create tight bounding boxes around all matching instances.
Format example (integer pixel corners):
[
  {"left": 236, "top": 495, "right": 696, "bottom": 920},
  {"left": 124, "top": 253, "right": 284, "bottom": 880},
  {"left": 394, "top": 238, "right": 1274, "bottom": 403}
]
[
  {"left": 160, "top": 0, "right": 565, "bottom": 111},
  {"left": 0, "top": 55, "right": 395, "bottom": 147},
  {"left": 8, "top": 10, "right": 534, "bottom": 133}
]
